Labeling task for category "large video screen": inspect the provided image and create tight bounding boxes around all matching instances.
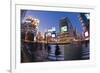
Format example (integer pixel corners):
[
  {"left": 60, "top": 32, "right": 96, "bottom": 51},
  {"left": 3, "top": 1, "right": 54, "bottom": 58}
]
[{"left": 61, "top": 26, "right": 68, "bottom": 33}]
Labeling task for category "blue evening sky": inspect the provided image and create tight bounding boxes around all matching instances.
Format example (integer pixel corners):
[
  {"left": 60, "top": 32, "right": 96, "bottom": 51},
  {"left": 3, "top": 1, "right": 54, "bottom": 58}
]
[{"left": 23, "top": 10, "right": 84, "bottom": 33}]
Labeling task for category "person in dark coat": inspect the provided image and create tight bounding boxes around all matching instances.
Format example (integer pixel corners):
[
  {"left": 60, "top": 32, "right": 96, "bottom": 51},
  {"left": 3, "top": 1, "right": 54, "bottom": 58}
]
[{"left": 55, "top": 45, "right": 61, "bottom": 61}]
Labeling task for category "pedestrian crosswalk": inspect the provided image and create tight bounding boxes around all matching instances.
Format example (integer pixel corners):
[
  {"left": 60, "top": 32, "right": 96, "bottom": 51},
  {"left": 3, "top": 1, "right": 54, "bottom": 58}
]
[
  {"left": 81, "top": 44, "right": 89, "bottom": 59},
  {"left": 47, "top": 44, "right": 90, "bottom": 61},
  {"left": 48, "top": 53, "right": 64, "bottom": 61},
  {"left": 47, "top": 45, "right": 64, "bottom": 61},
  {"left": 21, "top": 43, "right": 90, "bottom": 63}
]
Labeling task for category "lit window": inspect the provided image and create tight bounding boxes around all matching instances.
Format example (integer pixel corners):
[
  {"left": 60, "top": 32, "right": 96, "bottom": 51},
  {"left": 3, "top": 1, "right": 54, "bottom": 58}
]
[
  {"left": 52, "top": 34, "right": 56, "bottom": 38},
  {"left": 85, "top": 14, "right": 90, "bottom": 19},
  {"left": 47, "top": 32, "right": 51, "bottom": 36},
  {"left": 85, "top": 31, "right": 88, "bottom": 37}
]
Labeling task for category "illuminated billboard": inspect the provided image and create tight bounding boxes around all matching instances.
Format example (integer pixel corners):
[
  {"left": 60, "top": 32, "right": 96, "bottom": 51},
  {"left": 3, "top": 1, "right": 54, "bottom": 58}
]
[{"left": 61, "top": 26, "right": 67, "bottom": 33}]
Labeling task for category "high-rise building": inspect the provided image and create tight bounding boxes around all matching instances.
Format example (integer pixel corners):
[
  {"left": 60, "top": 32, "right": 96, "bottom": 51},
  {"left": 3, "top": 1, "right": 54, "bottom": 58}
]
[
  {"left": 78, "top": 13, "right": 90, "bottom": 59},
  {"left": 78, "top": 13, "right": 90, "bottom": 30},
  {"left": 59, "top": 17, "right": 75, "bottom": 36},
  {"left": 78, "top": 13, "right": 90, "bottom": 38}
]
